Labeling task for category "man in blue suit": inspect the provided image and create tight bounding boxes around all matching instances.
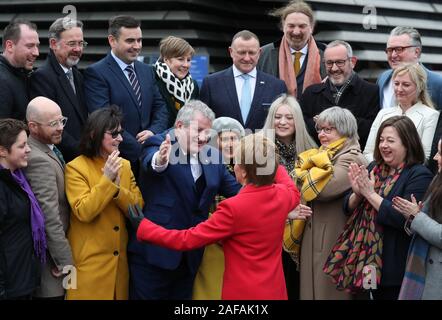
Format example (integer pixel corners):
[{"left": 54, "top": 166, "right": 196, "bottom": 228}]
[
  {"left": 200, "top": 30, "right": 287, "bottom": 133},
  {"left": 83, "top": 15, "right": 168, "bottom": 174},
  {"left": 377, "top": 26, "right": 442, "bottom": 172},
  {"left": 129, "top": 100, "right": 241, "bottom": 300}
]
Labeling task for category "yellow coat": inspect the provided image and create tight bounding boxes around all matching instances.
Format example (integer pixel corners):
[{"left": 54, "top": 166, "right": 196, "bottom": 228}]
[{"left": 65, "top": 155, "right": 143, "bottom": 300}]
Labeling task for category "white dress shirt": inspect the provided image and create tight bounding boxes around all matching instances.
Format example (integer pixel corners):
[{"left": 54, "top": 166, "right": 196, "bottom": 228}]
[
  {"left": 290, "top": 43, "right": 308, "bottom": 70},
  {"left": 232, "top": 65, "right": 256, "bottom": 105}
]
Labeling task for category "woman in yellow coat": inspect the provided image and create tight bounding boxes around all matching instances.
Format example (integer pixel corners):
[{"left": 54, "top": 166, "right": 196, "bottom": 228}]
[{"left": 65, "top": 106, "right": 143, "bottom": 300}]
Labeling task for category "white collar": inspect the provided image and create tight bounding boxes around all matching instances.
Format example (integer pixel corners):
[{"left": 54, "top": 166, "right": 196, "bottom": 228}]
[
  {"left": 232, "top": 65, "right": 257, "bottom": 78},
  {"left": 111, "top": 50, "right": 134, "bottom": 71},
  {"left": 290, "top": 43, "right": 308, "bottom": 55}
]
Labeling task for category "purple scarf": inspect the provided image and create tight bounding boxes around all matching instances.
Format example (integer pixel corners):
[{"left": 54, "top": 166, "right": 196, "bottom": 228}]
[{"left": 10, "top": 167, "right": 47, "bottom": 263}]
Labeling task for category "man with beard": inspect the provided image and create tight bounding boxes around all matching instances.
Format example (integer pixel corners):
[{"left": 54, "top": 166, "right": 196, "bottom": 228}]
[
  {"left": 25, "top": 96, "right": 73, "bottom": 300},
  {"left": 30, "top": 17, "right": 88, "bottom": 162},
  {"left": 0, "top": 20, "right": 39, "bottom": 121},
  {"left": 84, "top": 15, "right": 168, "bottom": 177},
  {"left": 300, "top": 40, "right": 379, "bottom": 149},
  {"left": 257, "top": 0, "right": 326, "bottom": 99}
]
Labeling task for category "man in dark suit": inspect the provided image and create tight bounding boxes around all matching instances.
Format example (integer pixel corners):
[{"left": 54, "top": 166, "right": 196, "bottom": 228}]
[
  {"left": 31, "top": 17, "right": 88, "bottom": 162},
  {"left": 129, "top": 100, "right": 241, "bottom": 300},
  {"left": 300, "top": 40, "right": 379, "bottom": 150},
  {"left": 200, "top": 30, "right": 287, "bottom": 133},
  {"left": 83, "top": 15, "right": 168, "bottom": 174}
]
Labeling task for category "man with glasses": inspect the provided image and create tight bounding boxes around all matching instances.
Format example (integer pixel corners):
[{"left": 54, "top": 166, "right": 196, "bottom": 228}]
[
  {"left": 24, "top": 96, "right": 73, "bottom": 300},
  {"left": 378, "top": 26, "right": 442, "bottom": 173},
  {"left": 0, "top": 19, "right": 39, "bottom": 121},
  {"left": 300, "top": 40, "right": 379, "bottom": 149},
  {"left": 378, "top": 26, "right": 442, "bottom": 110},
  {"left": 30, "top": 17, "right": 88, "bottom": 162},
  {"left": 200, "top": 30, "right": 286, "bottom": 132}
]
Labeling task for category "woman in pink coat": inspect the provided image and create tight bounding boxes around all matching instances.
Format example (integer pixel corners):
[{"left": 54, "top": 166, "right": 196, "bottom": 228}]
[{"left": 129, "top": 134, "right": 307, "bottom": 300}]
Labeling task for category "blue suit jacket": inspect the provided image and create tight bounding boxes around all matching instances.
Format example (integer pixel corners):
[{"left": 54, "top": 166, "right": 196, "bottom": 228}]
[
  {"left": 200, "top": 67, "right": 287, "bottom": 132},
  {"left": 83, "top": 53, "right": 168, "bottom": 162},
  {"left": 377, "top": 65, "right": 442, "bottom": 111},
  {"left": 130, "top": 130, "right": 241, "bottom": 273}
]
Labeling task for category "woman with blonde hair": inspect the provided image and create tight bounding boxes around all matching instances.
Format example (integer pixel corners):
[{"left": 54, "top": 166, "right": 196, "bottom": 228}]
[
  {"left": 364, "top": 63, "right": 439, "bottom": 162},
  {"left": 153, "top": 36, "right": 199, "bottom": 127},
  {"left": 262, "top": 93, "right": 316, "bottom": 299}
]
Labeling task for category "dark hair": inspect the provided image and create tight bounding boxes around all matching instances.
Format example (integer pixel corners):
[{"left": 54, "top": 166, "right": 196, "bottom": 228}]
[
  {"left": 373, "top": 116, "right": 425, "bottom": 167},
  {"left": 0, "top": 118, "right": 28, "bottom": 151},
  {"left": 424, "top": 137, "right": 442, "bottom": 223},
  {"left": 108, "top": 15, "right": 140, "bottom": 39},
  {"left": 231, "top": 30, "right": 260, "bottom": 46},
  {"left": 2, "top": 19, "right": 37, "bottom": 48},
  {"left": 79, "top": 105, "right": 123, "bottom": 158}
]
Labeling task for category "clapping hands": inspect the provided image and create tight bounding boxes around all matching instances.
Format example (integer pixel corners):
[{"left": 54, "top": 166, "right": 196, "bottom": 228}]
[
  {"left": 155, "top": 134, "right": 171, "bottom": 166},
  {"left": 392, "top": 194, "right": 423, "bottom": 219},
  {"left": 348, "top": 163, "right": 375, "bottom": 198}
]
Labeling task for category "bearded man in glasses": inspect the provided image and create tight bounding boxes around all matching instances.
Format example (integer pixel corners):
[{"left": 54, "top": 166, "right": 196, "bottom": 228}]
[
  {"left": 299, "top": 40, "right": 379, "bottom": 150},
  {"left": 30, "top": 17, "right": 88, "bottom": 163}
]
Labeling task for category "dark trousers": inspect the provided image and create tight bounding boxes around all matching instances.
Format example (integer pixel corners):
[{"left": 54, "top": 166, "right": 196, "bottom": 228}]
[
  {"left": 282, "top": 250, "right": 300, "bottom": 300},
  {"left": 129, "top": 253, "right": 196, "bottom": 300}
]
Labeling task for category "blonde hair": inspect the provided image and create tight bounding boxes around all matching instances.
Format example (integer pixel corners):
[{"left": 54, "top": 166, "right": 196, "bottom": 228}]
[
  {"left": 262, "top": 94, "right": 317, "bottom": 152},
  {"left": 234, "top": 134, "right": 278, "bottom": 186},
  {"left": 392, "top": 63, "right": 434, "bottom": 108},
  {"left": 159, "top": 36, "right": 195, "bottom": 60}
]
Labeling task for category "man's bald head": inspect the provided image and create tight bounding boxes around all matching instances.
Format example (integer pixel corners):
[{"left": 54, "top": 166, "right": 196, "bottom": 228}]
[
  {"left": 26, "top": 96, "right": 61, "bottom": 123},
  {"left": 27, "top": 96, "right": 64, "bottom": 145}
]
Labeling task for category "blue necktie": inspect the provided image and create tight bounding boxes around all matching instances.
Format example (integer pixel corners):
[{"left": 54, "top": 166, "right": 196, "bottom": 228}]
[
  {"left": 53, "top": 146, "right": 66, "bottom": 167},
  {"left": 240, "top": 74, "right": 252, "bottom": 124},
  {"left": 125, "top": 65, "right": 142, "bottom": 108}
]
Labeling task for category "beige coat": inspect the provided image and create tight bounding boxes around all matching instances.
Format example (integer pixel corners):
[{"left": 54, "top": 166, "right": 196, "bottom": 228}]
[
  {"left": 24, "top": 136, "right": 73, "bottom": 298},
  {"left": 300, "top": 140, "right": 367, "bottom": 300}
]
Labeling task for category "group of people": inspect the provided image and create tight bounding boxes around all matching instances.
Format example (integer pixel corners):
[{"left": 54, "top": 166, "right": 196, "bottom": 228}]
[{"left": 0, "top": 0, "right": 442, "bottom": 301}]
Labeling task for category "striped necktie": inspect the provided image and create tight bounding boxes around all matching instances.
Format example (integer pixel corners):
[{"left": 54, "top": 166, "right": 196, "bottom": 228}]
[{"left": 125, "top": 65, "right": 142, "bottom": 108}]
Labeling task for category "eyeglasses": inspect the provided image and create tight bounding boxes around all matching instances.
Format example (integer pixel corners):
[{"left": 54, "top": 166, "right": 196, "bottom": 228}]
[
  {"left": 106, "top": 129, "right": 124, "bottom": 139},
  {"left": 324, "top": 59, "right": 349, "bottom": 68},
  {"left": 34, "top": 116, "right": 68, "bottom": 128},
  {"left": 385, "top": 46, "right": 415, "bottom": 55},
  {"left": 64, "top": 40, "right": 88, "bottom": 48},
  {"left": 315, "top": 125, "right": 335, "bottom": 134}
]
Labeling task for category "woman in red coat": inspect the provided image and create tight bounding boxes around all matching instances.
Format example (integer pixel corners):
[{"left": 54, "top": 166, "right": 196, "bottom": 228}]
[{"left": 129, "top": 134, "right": 306, "bottom": 300}]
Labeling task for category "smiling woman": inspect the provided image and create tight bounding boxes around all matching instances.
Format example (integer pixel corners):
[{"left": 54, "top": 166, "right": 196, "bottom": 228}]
[{"left": 153, "top": 36, "right": 199, "bottom": 128}]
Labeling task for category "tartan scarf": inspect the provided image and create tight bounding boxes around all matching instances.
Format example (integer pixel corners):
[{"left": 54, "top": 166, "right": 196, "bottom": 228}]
[
  {"left": 154, "top": 59, "right": 195, "bottom": 108},
  {"left": 323, "top": 163, "right": 405, "bottom": 293},
  {"left": 398, "top": 202, "right": 430, "bottom": 300},
  {"left": 294, "top": 137, "right": 347, "bottom": 202},
  {"left": 282, "top": 137, "right": 346, "bottom": 266},
  {"left": 278, "top": 35, "right": 322, "bottom": 97}
]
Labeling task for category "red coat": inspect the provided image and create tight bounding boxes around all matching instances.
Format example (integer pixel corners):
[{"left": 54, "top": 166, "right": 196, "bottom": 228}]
[{"left": 137, "top": 165, "right": 300, "bottom": 300}]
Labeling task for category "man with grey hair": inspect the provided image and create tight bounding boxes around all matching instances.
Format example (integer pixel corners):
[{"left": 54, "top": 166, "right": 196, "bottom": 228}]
[
  {"left": 378, "top": 26, "right": 442, "bottom": 172},
  {"left": 378, "top": 26, "right": 442, "bottom": 110},
  {"left": 200, "top": 29, "right": 287, "bottom": 132},
  {"left": 300, "top": 40, "right": 379, "bottom": 149},
  {"left": 30, "top": 17, "right": 88, "bottom": 162},
  {"left": 130, "top": 100, "right": 241, "bottom": 300}
]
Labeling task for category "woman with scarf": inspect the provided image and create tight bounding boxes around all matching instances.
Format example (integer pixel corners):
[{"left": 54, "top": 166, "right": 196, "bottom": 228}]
[
  {"left": 192, "top": 117, "right": 244, "bottom": 300},
  {"left": 153, "top": 36, "right": 199, "bottom": 128},
  {"left": 0, "top": 119, "right": 46, "bottom": 300},
  {"left": 262, "top": 94, "right": 316, "bottom": 300},
  {"left": 393, "top": 136, "right": 442, "bottom": 300},
  {"left": 324, "top": 116, "right": 433, "bottom": 300},
  {"left": 294, "top": 106, "right": 366, "bottom": 300}
]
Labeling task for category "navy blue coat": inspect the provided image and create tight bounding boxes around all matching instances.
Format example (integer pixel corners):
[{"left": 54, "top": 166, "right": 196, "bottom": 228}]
[
  {"left": 130, "top": 130, "right": 241, "bottom": 273},
  {"left": 200, "top": 67, "right": 287, "bottom": 132},
  {"left": 344, "top": 163, "right": 433, "bottom": 287},
  {"left": 83, "top": 53, "right": 168, "bottom": 163}
]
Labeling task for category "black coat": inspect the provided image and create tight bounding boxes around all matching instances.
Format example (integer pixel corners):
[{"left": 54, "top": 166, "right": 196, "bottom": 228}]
[
  {"left": 30, "top": 50, "right": 88, "bottom": 162},
  {"left": 0, "top": 169, "right": 40, "bottom": 299},
  {"left": 299, "top": 74, "right": 380, "bottom": 150},
  {"left": 0, "top": 55, "right": 32, "bottom": 121}
]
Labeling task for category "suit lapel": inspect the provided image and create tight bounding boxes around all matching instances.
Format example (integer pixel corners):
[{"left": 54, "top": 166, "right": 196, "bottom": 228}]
[
  {"left": 223, "top": 68, "right": 244, "bottom": 125},
  {"left": 106, "top": 54, "right": 141, "bottom": 117},
  {"left": 134, "top": 62, "right": 149, "bottom": 121},
  {"left": 246, "top": 71, "right": 265, "bottom": 127},
  {"left": 28, "top": 136, "right": 64, "bottom": 171}
]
